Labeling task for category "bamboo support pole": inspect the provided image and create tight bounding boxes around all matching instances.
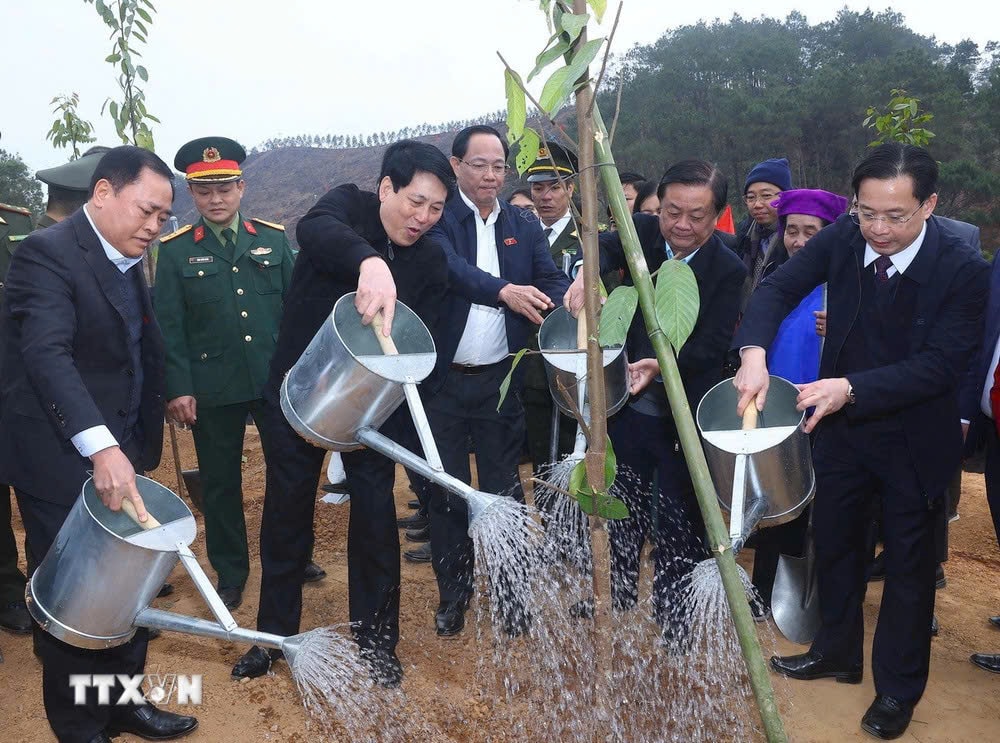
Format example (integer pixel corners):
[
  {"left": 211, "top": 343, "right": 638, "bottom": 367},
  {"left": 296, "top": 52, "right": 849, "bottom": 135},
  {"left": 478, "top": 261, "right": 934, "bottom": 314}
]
[{"left": 586, "top": 103, "right": 787, "bottom": 742}]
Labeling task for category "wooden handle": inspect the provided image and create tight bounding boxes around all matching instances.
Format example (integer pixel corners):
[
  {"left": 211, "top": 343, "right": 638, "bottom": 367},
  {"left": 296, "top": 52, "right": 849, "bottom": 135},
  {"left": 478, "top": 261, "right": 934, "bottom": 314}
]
[
  {"left": 120, "top": 498, "right": 162, "bottom": 530},
  {"left": 370, "top": 312, "right": 399, "bottom": 356},
  {"left": 576, "top": 313, "right": 588, "bottom": 350},
  {"left": 742, "top": 400, "right": 759, "bottom": 430}
]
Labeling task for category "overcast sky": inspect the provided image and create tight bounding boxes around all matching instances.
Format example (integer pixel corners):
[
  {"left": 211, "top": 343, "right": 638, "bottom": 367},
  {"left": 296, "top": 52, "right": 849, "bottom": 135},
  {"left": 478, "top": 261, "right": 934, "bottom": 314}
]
[{"left": 4, "top": 1, "right": 997, "bottom": 179}]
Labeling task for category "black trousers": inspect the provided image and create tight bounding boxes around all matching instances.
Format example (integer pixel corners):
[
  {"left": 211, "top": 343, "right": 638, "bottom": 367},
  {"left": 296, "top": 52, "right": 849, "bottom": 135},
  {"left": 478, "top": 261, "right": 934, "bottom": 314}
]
[
  {"left": 16, "top": 437, "right": 148, "bottom": 743},
  {"left": 810, "top": 416, "right": 939, "bottom": 704},
  {"left": 425, "top": 363, "right": 525, "bottom": 603},
  {"left": 607, "top": 406, "right": 708, "bottom": 622},
  {"left": 982, "top": 415, "right": 1000, "bottom": 546},
  {"left": 0, "top": 482, "right": 27, "bottom": 603},
  {"left": 256, "top": 399, "right": 404, "bottom": 653}
]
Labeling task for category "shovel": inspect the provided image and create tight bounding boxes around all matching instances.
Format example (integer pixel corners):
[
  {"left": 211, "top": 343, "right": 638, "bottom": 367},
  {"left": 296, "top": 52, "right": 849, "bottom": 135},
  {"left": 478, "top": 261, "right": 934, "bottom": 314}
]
[{"left": 771, "top": 511, "right": 820, "bottom": 644}]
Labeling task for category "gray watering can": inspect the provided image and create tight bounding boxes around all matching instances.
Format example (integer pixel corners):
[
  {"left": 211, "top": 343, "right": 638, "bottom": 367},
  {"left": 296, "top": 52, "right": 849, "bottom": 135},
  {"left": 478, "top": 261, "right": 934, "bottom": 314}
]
[
  {"left": 26, "top": 475, "right": 313, "bottom": 664},
  {"left": 280, "top": 293, "right": 502, "bottom": 518}
]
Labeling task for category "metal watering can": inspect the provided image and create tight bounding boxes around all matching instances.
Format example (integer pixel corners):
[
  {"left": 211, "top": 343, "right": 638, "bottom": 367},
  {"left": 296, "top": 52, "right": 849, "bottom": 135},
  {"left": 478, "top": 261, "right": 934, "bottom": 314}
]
[
  {"left": 280, "top": 293, "right": 502, "bottom": 517},
  {"left": 696, "top": 376, "right": 815, "bottom": 553},
  {"left": 538, "top": 306, "right": 629, "bottom": 420},
  {"left": 26, "top": 475, "right": 312, "bottom": 663}
]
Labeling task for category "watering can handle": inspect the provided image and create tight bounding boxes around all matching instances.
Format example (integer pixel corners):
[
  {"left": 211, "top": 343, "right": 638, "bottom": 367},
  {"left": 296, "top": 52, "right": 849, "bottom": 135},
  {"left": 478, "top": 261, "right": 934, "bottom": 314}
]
[
  {"left": 120, "top": 497, "right": 162, "bottom": 530},
  {"left": 742, "top": 399, "right": 759, "bottom": 430},
  {"left": 370, "top": 312, "right": 400, "bottom": 356}
]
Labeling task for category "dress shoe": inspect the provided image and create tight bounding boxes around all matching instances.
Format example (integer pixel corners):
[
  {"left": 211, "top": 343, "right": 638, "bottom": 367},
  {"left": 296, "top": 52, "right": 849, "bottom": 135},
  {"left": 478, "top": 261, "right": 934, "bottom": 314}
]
[
  {"left": 157, "top": 583, "right": 174, "bottom": 598},
  {"left": 303, "top": 561, "right": 327, "bottom": 583},
  {"left": 405, "top": 525, "right": 430, "bottom": 543},
  {"left": 0, "top": 600, "right": 32, "bottom": 634},
  {"left": 397, "top": 512, "right": 428, "bottom": 530},
  {"left": 360, "top": 646, "right": 403, "bottom": 687},
  {"left": 769, "top": 650, "right": 862, "bottom": 684},
  {"left": 970, "top": 653, "right": 1000, "bottom": 674},
  {"left": 217, "top": 585, "right": 243, "bottom": 610},
  {"left": 232, "top": 645, "right": 280, "bottom": 679},
  {"left": 407, "top": 498, "right": 420, "bottom": 509},
  {"left": 403, "top": 542, "right": 432, "bottom": 563},
  {"left": 435, "top": 600, "right": 468, "bottom": 637},
  {"left": 108, "top": 704, "right": 198, "bottom": 740},
  {"left": 860, "top": 694, "right": 914, "bottom": 740},
  {"left": 989, "top": 615, "right": 1000, "bottom": 629},
  {"left": 930, "top": 615, "right": 939, "bottom": 637}
]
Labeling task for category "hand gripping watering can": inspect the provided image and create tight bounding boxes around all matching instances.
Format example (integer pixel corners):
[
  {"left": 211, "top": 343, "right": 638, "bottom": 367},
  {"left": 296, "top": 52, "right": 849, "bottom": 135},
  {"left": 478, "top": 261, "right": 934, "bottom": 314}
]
[
  {"left": 280, "top": 293, "right": 502, "bottom": 517},
  {"left": 26, "top": 475, "right": 313, "bottom": 663},
  {"left": 695, "top": 375, "right": 815, "bottom": 553}
]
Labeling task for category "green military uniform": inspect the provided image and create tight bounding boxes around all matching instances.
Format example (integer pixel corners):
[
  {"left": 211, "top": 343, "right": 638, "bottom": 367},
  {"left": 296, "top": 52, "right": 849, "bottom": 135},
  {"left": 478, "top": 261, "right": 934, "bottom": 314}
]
[
  {"left": 0, "top": 203, "right": 33, "bottom": 612},
  {"left": 156, "top": 137, "right": 294, "bottom": 592}
]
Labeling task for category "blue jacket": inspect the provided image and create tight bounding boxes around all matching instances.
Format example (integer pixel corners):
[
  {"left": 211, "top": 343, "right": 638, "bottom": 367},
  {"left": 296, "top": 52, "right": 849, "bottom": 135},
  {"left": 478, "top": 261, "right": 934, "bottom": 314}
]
[{"left": 425, "top": 194, "right": 570, "bottom": 391}]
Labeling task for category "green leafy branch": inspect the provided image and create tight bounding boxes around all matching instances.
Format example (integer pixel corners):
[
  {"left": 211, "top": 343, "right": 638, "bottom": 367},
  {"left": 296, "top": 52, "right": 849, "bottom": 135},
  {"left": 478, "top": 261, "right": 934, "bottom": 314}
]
[
  {"left": 46, "top": 93, "right": 97, "bottom": 160},
  {"left": 862, "top": 88, "right": 935, "bottom": 147},
  {"left": 85, "top": 0, "right": 160, "bottom": 150}
]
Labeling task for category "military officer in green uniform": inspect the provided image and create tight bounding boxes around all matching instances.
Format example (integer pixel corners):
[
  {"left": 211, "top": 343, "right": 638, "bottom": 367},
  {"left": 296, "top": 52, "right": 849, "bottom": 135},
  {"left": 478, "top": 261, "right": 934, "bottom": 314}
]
[
  {"left": 0, "top": 200, "right": 34, "bottom": 635},
  {"left": 156, "top": 137, "right": 295, "bottom": 609},
  {"left": 34, "top": 146, "right": 112, "bottom": 228},
  {"left": 520, "top": 143, "right": 580, "bottom": 474}
]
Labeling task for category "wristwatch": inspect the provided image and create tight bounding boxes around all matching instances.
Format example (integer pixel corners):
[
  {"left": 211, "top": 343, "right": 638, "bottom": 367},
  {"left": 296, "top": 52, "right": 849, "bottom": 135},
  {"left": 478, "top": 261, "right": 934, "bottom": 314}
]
[{"left": 846, "top": 381, "right": 856, "bottom": 406}]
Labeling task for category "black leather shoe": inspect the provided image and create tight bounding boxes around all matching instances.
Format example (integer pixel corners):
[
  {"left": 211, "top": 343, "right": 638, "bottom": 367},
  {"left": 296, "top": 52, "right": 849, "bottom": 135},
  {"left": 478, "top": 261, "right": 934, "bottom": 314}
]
[
  {"left": 970, "top": 653, "right": 1000, "bottom": 674},
  {"left": 860, "top": 695, "right": 914, "bottom": 740},
  {"left": 397, "top": 512, "right": 428, "bottom": 529},
  {"left": 935, "top": 564, "right": 946, "bottom": 590},
  {"left": 403, "top": 543, "right": 432, "bottom": 563},
  {"left": 232, "top": 645, "right": 279, "bottom": 679},
  {"left": 360, "top": 646, "right": 403, "bottom": 687},
  {"left": 405, "top": 525, "right": 430, "bottom": 543},
  {"left": 85, "top": 732, "right": 112, "bottom": 743},
  {"left": 303, "top": 561, "right": 327, "bottom": 583},
  {"left": 407, "top": 499, "right": 420, "bottom": 510},
  {"left": 989, "top": 616, "right": 1000, "bottom": 629},
  {"left": 218, "top": 585, "right": 243, "bottom": 610},
  {"left": 435, "top": 600, "right": 467, "bottom": 637},
  {"left": 108, "top": 704, "right": 198, "bottom": 740},
  {"left": 0, "top": 600, "right": 32, "bottom": 634},
  {"left": 769, "top": 650, "right": 862, "bottom": 684},
  {"left": 156, "top": 583, "right": 174, "bottom": 598},
  {"left": 930, "top": 615, "right": 939, "bottom": 637}
]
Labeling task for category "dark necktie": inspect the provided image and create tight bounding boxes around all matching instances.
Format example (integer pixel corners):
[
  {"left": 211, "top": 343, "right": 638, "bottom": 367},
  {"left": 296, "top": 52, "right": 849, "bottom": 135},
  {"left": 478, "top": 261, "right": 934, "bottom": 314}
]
[
  {"left": 543, "top": 227, "right": 553, "bottom": 240},
  {"left": 222, "top": 227, "right": 236, "bottom": 254},
  {"left": 874, "top": 255, "right": 893, "bottom": 283}
]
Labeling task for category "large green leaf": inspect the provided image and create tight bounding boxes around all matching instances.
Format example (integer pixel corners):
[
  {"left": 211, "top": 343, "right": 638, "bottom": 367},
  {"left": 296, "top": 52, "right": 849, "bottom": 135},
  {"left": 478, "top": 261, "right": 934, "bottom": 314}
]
[
  {"left": 496, "top": 348, "right": 529, "bottom": 411},
  {"left": 559, "top": 12, "right": 589, "bottom": 44},
  {"left": 587, "top": 0, "right": 607, "bottom": 22},
  {"left": 654, "top": 259, "right": 700, "bottom": 353},
  {"left": 528, "top": 34, "right": 570, "bottom": 82},
  {"left": 504, "top": 70, "right": 526, "bottom": 143},
  {"left": 537, "top": 38, "right": 603, "bottom": 115},
  {"left": 514, "top": 128, "right": 541, "bottom": 175},
  {"left": 598, "top": 285, "right": 638, "bottom": 347}
]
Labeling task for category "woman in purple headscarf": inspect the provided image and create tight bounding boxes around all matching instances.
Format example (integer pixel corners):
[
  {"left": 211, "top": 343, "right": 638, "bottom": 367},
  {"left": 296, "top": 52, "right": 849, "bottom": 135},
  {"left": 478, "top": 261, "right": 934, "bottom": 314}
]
[{"left": 747, "top": 188, "right": 849, "bottom": 620}]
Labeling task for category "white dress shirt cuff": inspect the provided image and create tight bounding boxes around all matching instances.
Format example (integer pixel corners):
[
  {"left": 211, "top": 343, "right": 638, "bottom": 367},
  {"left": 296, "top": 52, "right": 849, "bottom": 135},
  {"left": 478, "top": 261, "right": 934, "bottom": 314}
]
[{"left": 72, "top": 426, "right": 119, "bottom": 458}]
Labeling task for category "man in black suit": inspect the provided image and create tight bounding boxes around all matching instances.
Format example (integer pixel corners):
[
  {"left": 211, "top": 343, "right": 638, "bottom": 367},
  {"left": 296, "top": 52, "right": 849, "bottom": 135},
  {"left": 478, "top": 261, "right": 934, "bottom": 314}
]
[
  {"left": 733, "top": 143, "right": 989, "bottom": 740},
  {"left": 231, "top": 141, "right": 454, "bottom": 687},
  {"left": 564, "top": 159, "right": 747, "bottom": 625},
  {"left": 0, "top": 146, "right": 197, "bottom": 742}
]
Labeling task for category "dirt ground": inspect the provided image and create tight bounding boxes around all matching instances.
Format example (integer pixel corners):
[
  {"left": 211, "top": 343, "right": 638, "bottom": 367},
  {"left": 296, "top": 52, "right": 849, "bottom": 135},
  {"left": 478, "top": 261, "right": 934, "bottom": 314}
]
[{"left": 3, "top": 423, "right": 999, "bottom": 742}]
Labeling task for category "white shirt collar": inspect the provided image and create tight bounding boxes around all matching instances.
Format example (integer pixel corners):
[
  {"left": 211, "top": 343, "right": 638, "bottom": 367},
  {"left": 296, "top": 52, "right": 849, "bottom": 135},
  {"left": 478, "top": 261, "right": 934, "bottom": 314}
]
[
  {"left": 459, "top": 188, "right": 500, "bottom": 226},
  {"left": 83, "top": 204, "right": 144, "bottom": 273},
  {"left": 863, "top": 220, "right": 927, "bottom": 275},
  {"left": 542, "top": 212, "right": 572, "bottom": 245}
]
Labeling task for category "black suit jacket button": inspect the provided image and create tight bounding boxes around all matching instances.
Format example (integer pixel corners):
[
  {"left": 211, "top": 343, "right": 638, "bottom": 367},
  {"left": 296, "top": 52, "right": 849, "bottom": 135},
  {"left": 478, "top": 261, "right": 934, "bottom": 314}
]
[{"left": 117, "top": 409, "right": 127, "bottom": 417}]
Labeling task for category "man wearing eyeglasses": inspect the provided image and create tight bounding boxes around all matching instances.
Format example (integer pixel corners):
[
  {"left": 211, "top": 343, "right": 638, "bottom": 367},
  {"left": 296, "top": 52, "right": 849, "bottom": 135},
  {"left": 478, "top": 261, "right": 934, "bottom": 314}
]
[
  {"left": 421, "top": 125, "right": 569, "bottom": 638},
  {"left": 734, "top": 157, "right": 793, "bottom": 312},
  {"left": 733, "top": 143, "right": 989, "bottom": 741}
]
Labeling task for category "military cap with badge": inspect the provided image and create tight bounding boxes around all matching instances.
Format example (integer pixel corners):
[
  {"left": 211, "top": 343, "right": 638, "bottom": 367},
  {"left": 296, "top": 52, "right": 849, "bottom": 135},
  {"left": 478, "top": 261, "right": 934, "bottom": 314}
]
[{"left": 524, "top": 141, "right": 578, "bottom": 183}]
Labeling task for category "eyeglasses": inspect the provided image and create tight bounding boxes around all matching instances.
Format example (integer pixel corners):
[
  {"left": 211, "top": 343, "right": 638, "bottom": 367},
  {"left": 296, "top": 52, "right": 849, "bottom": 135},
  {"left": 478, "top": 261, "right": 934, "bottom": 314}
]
[
  {"left": 458, "top": 159, "right": 510, "bottom": 177},
  {"left": 744, "top": 191, "right": 779, "bottom": 205},
  {"left": 850, "top": 201, "right": 925, "bottom": 228}
]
